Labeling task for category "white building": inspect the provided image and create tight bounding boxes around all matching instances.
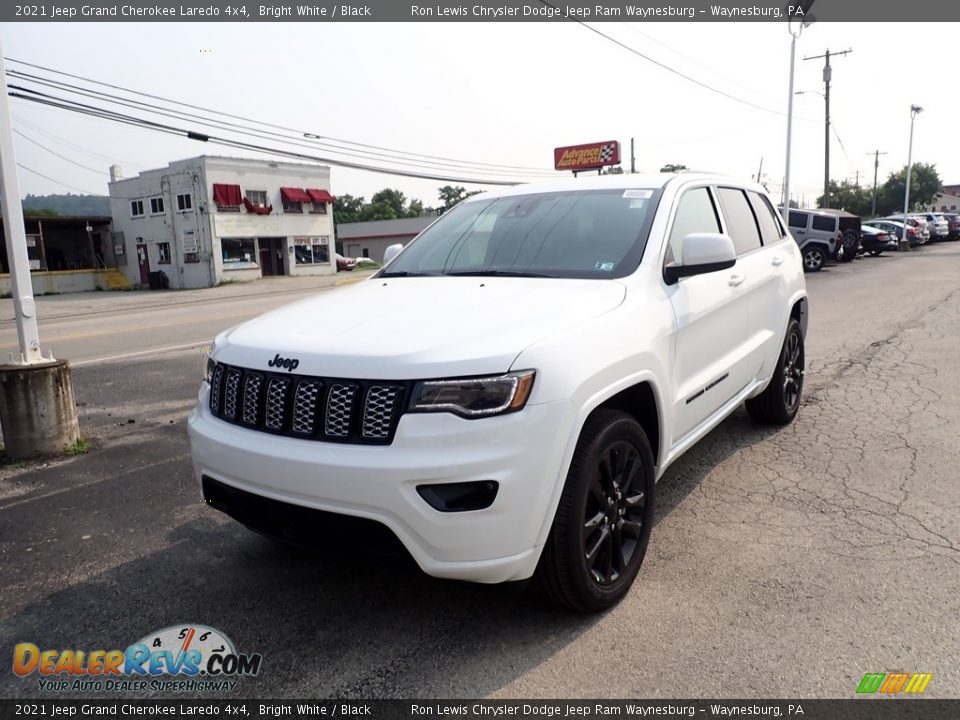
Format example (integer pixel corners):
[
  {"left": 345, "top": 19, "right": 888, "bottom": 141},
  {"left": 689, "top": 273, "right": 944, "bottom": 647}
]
[{"left": 108, "top": 156, "right": 337, "bottom": 289}]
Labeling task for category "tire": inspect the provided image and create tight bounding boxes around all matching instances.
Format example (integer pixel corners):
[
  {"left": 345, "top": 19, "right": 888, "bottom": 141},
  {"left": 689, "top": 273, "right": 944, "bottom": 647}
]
[
  {"left": 536, "top": 409, "right": 655, "bottom": 613},
  {"left": 838, "top": 230, "right": 858, "bottom": 262},
  {"left": 801, "top": 246, "right": 825, "bottom": 272},
  {"left": 746, "top": 318, "right": 805, "bottom": 426},
  {"left": 868, "top": 250, "right": 882, "bottom": 257}
]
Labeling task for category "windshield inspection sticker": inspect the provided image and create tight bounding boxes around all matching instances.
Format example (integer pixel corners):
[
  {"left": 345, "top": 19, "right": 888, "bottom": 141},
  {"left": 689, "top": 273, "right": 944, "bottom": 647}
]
[
  {"left": 595, "top": 261, "right": 615, "bottom": 272},
  {"left": 622, "top": 189, "right": 653, "bottom": 199}
]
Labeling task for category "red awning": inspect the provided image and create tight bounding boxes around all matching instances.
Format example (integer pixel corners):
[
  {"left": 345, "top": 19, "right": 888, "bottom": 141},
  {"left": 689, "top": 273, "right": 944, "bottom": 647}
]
[
  {"left": 212, "top": 183, "right": 242, "bottom": 207},
  {"left": 306, "top": 188, "right": 336, "bottom": 204},
  {"left": 280, "top": 187, "right": 312, "bottom": 203},
  {"left": 243, "top": 198, "right": 273, "bottom": 215}
]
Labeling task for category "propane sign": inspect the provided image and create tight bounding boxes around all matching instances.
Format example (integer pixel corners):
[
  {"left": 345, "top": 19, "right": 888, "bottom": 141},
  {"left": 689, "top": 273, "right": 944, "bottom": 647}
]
[{"left": 554, "top": 141, "right": 621, "bottom": 172}]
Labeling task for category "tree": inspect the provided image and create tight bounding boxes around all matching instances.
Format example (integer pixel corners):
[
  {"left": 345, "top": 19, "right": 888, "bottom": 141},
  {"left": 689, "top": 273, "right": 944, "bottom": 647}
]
[
  {"left": 438, "top": 185, "right": 482, "bottom": 213},
  {"left": 874, "top": 163, "right": 941, "bottom": 217},
  {"left": 659, "top": 163, "right": 689, "bottom": 173},
  {"left": 816, "top": 180, "right": 872, "bottom": 217},
  {"left": 360, "top": 189, "right": 422, "bottom": 221},
  {"left": 24, "top": 207, "right": 59, "bottom": 218},
  {"left": 332, "top": 194, "right": 365, "bottom": 225}
]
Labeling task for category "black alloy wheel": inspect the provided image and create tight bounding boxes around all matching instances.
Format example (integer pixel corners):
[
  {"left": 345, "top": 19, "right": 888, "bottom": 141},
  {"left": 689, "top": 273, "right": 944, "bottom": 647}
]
[
  {"left": 746, "top": 318, "right": 805, "bottom": 425},
  {"left": 536, "top": 409, "right": 656, "bottom": 613}
]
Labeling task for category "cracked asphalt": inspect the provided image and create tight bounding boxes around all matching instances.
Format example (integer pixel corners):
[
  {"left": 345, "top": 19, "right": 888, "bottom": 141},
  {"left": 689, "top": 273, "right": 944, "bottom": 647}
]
[{"left": 0, "top": 246, "right": 958, "bottom": 700}]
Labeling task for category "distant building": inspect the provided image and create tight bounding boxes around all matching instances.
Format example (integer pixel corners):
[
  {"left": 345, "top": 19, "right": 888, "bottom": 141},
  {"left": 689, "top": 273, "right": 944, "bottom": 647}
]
[
  {"left": 940, "top": 184, "right": 960, "bottom": 197},
  {"left": 108, "top": 156, "right": 337, "bottom": 289},
  {"left": 0, "top": 215, "right": 125, "bottom": 296},
  {"left": 336, "top": 215, "right": 437, "bottom": 263},
  {"left": 927, "top": 193, "right": 960, "bottom": 212}
]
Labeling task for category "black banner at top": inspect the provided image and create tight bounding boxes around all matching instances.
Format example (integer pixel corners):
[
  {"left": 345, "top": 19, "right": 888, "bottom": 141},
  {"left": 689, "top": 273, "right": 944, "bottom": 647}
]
[
  {"left": 3, "top": 0, "right": 959, "bottom": 22},
  {"left": 0, "top": 700, "right": 959, "bottom": 720}
]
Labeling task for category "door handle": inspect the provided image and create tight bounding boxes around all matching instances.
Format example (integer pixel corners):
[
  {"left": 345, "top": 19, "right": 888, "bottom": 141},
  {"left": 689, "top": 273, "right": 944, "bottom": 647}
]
[
  {"left": 728, "top": 273, "right": 745, "bottom": 287},
  {"left": 771, "top": 256, "right": 784, "bottom": 267}
]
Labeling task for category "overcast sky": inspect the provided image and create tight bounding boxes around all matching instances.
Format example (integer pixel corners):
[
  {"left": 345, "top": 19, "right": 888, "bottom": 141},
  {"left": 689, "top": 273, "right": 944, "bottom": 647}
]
[{"left": 1, "top": 21, "right": 954, "bottom": 210}]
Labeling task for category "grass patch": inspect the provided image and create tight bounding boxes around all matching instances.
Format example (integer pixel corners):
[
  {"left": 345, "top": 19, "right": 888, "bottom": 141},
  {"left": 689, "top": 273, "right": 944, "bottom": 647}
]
[{"left": 65, "top": 437, "right": 91, "bottom": 456}]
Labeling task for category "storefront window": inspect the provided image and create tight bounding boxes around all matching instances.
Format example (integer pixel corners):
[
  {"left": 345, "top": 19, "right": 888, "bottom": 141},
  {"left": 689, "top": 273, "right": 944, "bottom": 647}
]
[
  {"left": 293, "top": 236, "right": 330, "bottom": 265},
  {"left": 221, "top": 237, "right": 258, "bottom": 269}
]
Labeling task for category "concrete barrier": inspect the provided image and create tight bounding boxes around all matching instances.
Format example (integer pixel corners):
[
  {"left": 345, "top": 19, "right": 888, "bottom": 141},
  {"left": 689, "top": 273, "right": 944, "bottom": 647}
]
[{"left": 0, "top": 360, "right": 80, "bottom": 458}]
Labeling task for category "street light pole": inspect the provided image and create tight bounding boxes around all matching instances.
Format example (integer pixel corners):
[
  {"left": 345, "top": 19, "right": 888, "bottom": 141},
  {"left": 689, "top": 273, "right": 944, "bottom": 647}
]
[
  {"left": 782, "top": 26, "right": 800, "bottom": 220},
  {"left": 902, "top": 104, "right": 923, "bottom": 251},
  {"left": 0, "top": 41, "right": 81, "bottom": 459},
  {"left": 0, "top": 46, "right": 43, "bottom": 365}
]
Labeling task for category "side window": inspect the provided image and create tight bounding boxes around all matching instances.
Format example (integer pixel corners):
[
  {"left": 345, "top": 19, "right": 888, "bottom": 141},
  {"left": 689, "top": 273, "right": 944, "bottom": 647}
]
[
  {"left": 747, "top": 191, "right": 785, "bottom": 245},
  {"left": 665, "top": 187, "right": 720, "bottom": 266},
  {"left": 788, "top": 211, "right": 808, "bottom": 229},
  {"left": 716, "top": 187, "right": 762, "bottom": 256},
  {"left": 811, "top": 215, "right": 836, "bottom": 232}
]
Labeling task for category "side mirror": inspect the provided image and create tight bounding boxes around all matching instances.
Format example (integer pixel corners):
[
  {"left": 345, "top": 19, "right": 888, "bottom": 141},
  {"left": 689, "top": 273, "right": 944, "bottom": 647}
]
[
  {"left": 664, "top": 233, "right": 736, "bottom": 285},
  {"left": 383, "top": 243, "right": 404, "bottom": 266}
]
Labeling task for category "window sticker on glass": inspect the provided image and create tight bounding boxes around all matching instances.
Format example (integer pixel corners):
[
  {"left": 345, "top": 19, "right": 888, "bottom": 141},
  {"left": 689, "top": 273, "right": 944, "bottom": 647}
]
[
  {"left": 595, "top": 261, "right": 615, "bottom": 272},
  {"left": 629, "top": 199, "right": 648, "bottom": 209},
  {"left": 622, "top": 189, "right": 653, "bottom": 199}
]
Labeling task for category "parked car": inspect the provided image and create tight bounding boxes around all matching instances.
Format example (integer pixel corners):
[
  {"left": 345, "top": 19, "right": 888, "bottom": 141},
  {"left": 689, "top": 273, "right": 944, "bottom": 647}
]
[
  {"left": 862, "top": 219, "right": 913, "bottom": 247},
  {"left": 935, "top": 212, "right": 960, "bottom": 240},
  {"left": 780, "top": 207, "right": 857, "bottom": 270},
  {"left": 915, "top": 212, "right": 949, "bottom": 242},
  {"left": 941, "top": 212, "right": 960, "bottom": 240},
  {"left": 877, "top": 216, "right": 928, "bottom": 245},
  {"left": 859, "top": 225, "right": 897, "bottom": 255},
  {"left": 335, "top": 253, "right": 357, "bottom": 271},
  {"left": 190, "top": 174, "right": 808, "bottom": 612}
]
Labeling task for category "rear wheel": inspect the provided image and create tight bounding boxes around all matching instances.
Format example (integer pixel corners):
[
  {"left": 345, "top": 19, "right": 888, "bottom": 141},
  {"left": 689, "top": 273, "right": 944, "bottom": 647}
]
[
  {"left": 536, "top": 410, "right": 655, "bottom": 613},
  {"left": 746, "top": 318, "right": 805, "bottom": 425},
  {"left": 838, "top": 230, "right": 859, "bottom": 262},
  {"left": 802, "top": 246, "right": 825, "bottom": 272}
]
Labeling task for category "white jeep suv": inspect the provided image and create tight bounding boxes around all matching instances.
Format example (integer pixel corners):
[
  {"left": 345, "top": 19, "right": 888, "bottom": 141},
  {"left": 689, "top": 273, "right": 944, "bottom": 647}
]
[{"left": 188, "top": 173, "right": 808, "bottom": 612}]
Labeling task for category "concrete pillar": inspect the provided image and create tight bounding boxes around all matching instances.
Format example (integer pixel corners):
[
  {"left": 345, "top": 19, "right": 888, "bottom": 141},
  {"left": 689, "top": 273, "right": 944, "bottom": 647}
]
[{"left": 0, "top": 360, "right": 81, "bottom": 459}]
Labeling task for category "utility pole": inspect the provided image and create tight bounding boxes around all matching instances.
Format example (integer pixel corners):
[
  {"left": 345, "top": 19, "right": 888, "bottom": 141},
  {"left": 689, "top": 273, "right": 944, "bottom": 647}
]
[
  {"left": 868, "top": 149, "right": 887, "bottom": 216},
  {"left": 0, "top": 43, "right": 80, "bottom": 458},
  {"left": 630, "top": 137, "right": 636, "bottom": 174},
  {"left": 755, "top": 157, "right": 764, "bottom": 184},
  {"left": 804, "top": 47, "right": 852, "bottom": 209}
]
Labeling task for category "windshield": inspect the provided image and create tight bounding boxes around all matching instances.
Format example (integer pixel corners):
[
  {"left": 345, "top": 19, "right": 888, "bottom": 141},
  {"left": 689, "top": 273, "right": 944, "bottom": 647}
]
[{"left": 379, "top": 188, "right": 661, "bottom": 279}]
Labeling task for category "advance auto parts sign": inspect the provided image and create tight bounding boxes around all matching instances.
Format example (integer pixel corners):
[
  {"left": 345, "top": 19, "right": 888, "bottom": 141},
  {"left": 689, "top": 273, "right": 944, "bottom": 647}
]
[{"left": 554, "top": 141, "right": 621, "bottom": 171}]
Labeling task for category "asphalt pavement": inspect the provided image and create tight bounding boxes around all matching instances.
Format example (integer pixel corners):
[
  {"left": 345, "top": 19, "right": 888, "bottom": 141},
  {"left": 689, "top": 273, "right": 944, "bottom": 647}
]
[{"left": 0, "top": 247, "right": 958, "bottom": 699}]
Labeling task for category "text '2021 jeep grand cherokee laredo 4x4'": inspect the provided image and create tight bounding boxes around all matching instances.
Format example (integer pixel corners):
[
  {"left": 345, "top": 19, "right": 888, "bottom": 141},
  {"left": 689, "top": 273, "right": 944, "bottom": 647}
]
[{"left": 189, "top": 174, "right": 808, "bottom": 612}]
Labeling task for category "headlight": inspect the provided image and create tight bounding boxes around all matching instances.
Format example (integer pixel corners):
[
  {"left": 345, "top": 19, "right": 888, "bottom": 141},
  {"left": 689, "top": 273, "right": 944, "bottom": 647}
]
[
  {"left": 204, "top": 346, "right": 215, "bottom": 383},
  {"left": 409, "top": 370, "right": 535, "bottom": 419}
]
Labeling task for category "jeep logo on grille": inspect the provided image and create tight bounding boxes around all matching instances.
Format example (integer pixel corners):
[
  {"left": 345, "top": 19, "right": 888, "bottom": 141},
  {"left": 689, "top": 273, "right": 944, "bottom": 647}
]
[{"left": 268, "top": 354, "right": 300, "bottom": 372}]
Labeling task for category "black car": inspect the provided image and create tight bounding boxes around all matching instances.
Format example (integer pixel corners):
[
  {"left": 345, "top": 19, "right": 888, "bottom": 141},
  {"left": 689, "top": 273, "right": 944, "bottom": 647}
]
[{"left": 859, "top": 226, "right": 897, "bottom": 256}]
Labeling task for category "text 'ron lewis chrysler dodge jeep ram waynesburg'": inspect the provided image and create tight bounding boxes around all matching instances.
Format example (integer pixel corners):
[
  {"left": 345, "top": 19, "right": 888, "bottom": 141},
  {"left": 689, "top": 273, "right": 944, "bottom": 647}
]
[{"left": 189, "top": 173, "right": 808, "bottom": 612}]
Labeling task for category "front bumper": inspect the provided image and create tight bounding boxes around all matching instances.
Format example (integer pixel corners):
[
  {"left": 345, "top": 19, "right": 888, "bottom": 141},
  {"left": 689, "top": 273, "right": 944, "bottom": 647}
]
[{"left": 188, "top": 385, "right": 573, "bottom": 583}]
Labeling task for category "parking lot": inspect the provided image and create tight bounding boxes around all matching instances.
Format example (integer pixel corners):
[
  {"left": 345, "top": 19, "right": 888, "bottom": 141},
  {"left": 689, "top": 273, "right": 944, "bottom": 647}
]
[{"left": 1, "top": 244, "right": 958, "bottom": 699}]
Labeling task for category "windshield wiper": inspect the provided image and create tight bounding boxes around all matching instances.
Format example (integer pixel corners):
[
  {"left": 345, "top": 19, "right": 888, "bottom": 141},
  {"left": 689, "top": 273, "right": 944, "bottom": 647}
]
[
  {"left": 445, "top": 269, "right": 559, "bottom": 278},
  {"left": 379, "top": 270, "right": 440, "bottom": 277}
]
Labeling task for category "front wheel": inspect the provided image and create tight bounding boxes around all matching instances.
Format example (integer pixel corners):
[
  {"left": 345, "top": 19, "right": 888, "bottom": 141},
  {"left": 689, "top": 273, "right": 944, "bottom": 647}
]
[
  {"left": 746, "top": 318, "right": 805, "bottom": 425},
  {"left": 536, "top": 410, "right": 655, "bottom": 613},
  {"left": 802, "top": 246, "right": 825, "bottom": 272}
]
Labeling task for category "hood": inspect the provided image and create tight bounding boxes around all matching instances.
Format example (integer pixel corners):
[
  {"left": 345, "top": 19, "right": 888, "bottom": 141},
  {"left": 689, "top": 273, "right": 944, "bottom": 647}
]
[{"left": 215, "top": 277, "right": 626, "bottom": 379}]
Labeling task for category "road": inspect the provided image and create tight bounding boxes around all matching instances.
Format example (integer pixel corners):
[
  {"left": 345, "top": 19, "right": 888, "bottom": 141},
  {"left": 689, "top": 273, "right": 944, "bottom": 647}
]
[{"left": 1, "top": 247, "right": 958, "bottom": 700}]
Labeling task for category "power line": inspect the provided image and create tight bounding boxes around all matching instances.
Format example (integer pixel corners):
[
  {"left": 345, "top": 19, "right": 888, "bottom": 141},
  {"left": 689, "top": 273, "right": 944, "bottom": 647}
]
[
  {"left": 9, "top": 89, "right": 525, "bottom": 186},
  {"left": 11, "top": 112, "right": 148, "bottom": 168},
  {"left": 12, "top": 127, "right": 107, "bottom": 175},
  {"left": 538, "top": 2, "right": 792, "bottom": 118},
  {"left": 5, "top": 56, "right": 558, "bottom": 175},
  {"left": 8, "top": 71, "right": 557, "bottom": 180},
  {"left": 16, "top": 162, "right": 108, "bottom": 196}
]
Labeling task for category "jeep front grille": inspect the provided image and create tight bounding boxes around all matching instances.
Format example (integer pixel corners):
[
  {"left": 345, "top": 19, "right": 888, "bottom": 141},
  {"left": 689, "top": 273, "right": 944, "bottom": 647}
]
[{"left": 207, "top": 362, "right": 407, "bottom": 445}]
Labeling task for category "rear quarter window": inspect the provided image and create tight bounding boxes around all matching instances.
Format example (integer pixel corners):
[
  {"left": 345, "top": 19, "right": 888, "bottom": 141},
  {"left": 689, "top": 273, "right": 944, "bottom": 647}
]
[{"left": 811, "top": 215, "right": 836, "bottom": 232}]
